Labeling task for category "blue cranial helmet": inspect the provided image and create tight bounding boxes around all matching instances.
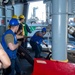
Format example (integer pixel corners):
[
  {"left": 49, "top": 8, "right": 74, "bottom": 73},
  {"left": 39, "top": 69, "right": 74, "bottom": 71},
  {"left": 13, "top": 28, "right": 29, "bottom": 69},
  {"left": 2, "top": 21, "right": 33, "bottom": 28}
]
[
  {"left": 9, "top": 18, "right": 19, "bottom": 26},
  {"left": 42, "top": 28, "right": 46, "bottom": 32}
]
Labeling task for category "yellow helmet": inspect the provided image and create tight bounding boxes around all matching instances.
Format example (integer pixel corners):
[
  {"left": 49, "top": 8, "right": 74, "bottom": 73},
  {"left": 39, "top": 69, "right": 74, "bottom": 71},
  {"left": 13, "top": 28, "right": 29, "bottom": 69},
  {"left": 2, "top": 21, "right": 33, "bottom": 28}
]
[
  {"left": 12, "top": 15, "right": 18, "bottom": 19},
  {"left": 19, "top": 15, "right": 25, "bottom": 19},
  {"left": 8, "top": 25, "right": 11, "bottom": 29}
]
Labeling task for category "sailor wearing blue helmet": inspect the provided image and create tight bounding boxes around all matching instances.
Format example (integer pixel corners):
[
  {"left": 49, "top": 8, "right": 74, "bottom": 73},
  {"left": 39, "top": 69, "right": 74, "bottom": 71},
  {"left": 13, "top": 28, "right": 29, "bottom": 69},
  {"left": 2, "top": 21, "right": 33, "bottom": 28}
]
[
  {"left": 30, "top": 27, "right": 48, "bottom": 58},
  {"left": 1, "top": 18, "right": 22, "bottom": 75}
]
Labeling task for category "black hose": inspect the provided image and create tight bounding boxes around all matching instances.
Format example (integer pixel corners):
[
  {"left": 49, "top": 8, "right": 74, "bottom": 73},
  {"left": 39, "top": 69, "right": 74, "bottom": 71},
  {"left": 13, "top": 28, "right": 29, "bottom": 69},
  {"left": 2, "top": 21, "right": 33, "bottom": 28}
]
[{"left": 17, "top": 46, "right": 34, "bottom": 66}]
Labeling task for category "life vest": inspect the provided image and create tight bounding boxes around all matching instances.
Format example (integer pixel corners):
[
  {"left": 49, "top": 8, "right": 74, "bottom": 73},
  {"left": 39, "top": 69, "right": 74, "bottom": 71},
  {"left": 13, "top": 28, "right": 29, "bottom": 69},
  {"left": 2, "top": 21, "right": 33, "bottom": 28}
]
[
  {"left": 31, "top": 31, "right": 43, "bottom": 45},
  {"left": 22, "top": 23, "right": 25, "bottom": 36},
  {"left": 22, "top": 23, "right": 29, "bottom": 36},
  {"left": 1, "top": 29, "right": 18, "bottom": 59}
]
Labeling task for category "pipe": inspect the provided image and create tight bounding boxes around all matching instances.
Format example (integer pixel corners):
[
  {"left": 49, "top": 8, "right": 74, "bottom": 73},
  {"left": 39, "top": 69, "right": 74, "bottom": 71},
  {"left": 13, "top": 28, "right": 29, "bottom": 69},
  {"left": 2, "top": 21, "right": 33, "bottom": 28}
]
[
  {"left": 46, "top": 1, "right": 52, "bottom": 24},
  {"left": 11, "top": 6, "right": 14, "bottom": 15},
  {"left": 52, "top": 0, "right": 68, "bottom": 61},
  {"left": 23, "top": 2, "right": 29, "bottom": 22}
]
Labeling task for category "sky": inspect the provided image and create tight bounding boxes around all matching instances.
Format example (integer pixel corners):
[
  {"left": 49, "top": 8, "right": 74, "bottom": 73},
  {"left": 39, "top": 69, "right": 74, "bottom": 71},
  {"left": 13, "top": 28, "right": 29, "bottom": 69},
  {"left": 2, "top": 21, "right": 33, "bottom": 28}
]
[{"left": 28, "top": 1, "right": 46, "bottom": 22}]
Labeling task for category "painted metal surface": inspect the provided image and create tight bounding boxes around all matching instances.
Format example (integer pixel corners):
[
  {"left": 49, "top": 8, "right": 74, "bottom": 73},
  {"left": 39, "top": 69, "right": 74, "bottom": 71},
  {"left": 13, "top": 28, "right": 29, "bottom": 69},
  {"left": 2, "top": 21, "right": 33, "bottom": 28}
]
[
  {"left": 0, "top": 6, "right": 6, "bottom": 42},
  {"left": 72, "top": 0, "right": 75, "bottom": 13},
  {"left": 32, "top": 59, "right": 75, "bottom": 75},
  {"left": 23, "top": 3, "right": 29, "bottom": 22},
  {"left": 52, "top": 0, "right": 68, "bottom": 61},
  {"left": 46, "top": 1, "right": 52, "bottom": 24},
  {"left": 68, "top": 0, "right": 72, "bottom": 14},
  {"left": 0, "top": 7, "right": 3, "bottom": 25},
  {"left": 5, "top": 4, "right": 24, "bottom": 28},
  {"left": 14, "top": 4, "right": 24, "bottom": 16}
]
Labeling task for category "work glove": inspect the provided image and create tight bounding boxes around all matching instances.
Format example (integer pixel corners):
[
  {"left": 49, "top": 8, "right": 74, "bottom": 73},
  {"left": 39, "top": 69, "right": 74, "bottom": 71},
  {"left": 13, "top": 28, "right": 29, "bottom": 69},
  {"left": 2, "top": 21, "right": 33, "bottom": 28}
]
[{"left": 45, "top": 44, "right": 48, "bottom": 47}]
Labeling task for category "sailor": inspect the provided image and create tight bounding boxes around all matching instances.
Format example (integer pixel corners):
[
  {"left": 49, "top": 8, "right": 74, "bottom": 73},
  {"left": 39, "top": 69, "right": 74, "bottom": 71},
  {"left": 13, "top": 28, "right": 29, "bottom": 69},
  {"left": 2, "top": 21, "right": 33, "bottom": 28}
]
[
  {"left": 1, "top": 18, "right": 22, "bottom": 75},
  {"left": 30, "top": 27, "right": 48, "bottom": 58},
  {"left": 18, "top": 15, "right": 31, "bottom": 49}
]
